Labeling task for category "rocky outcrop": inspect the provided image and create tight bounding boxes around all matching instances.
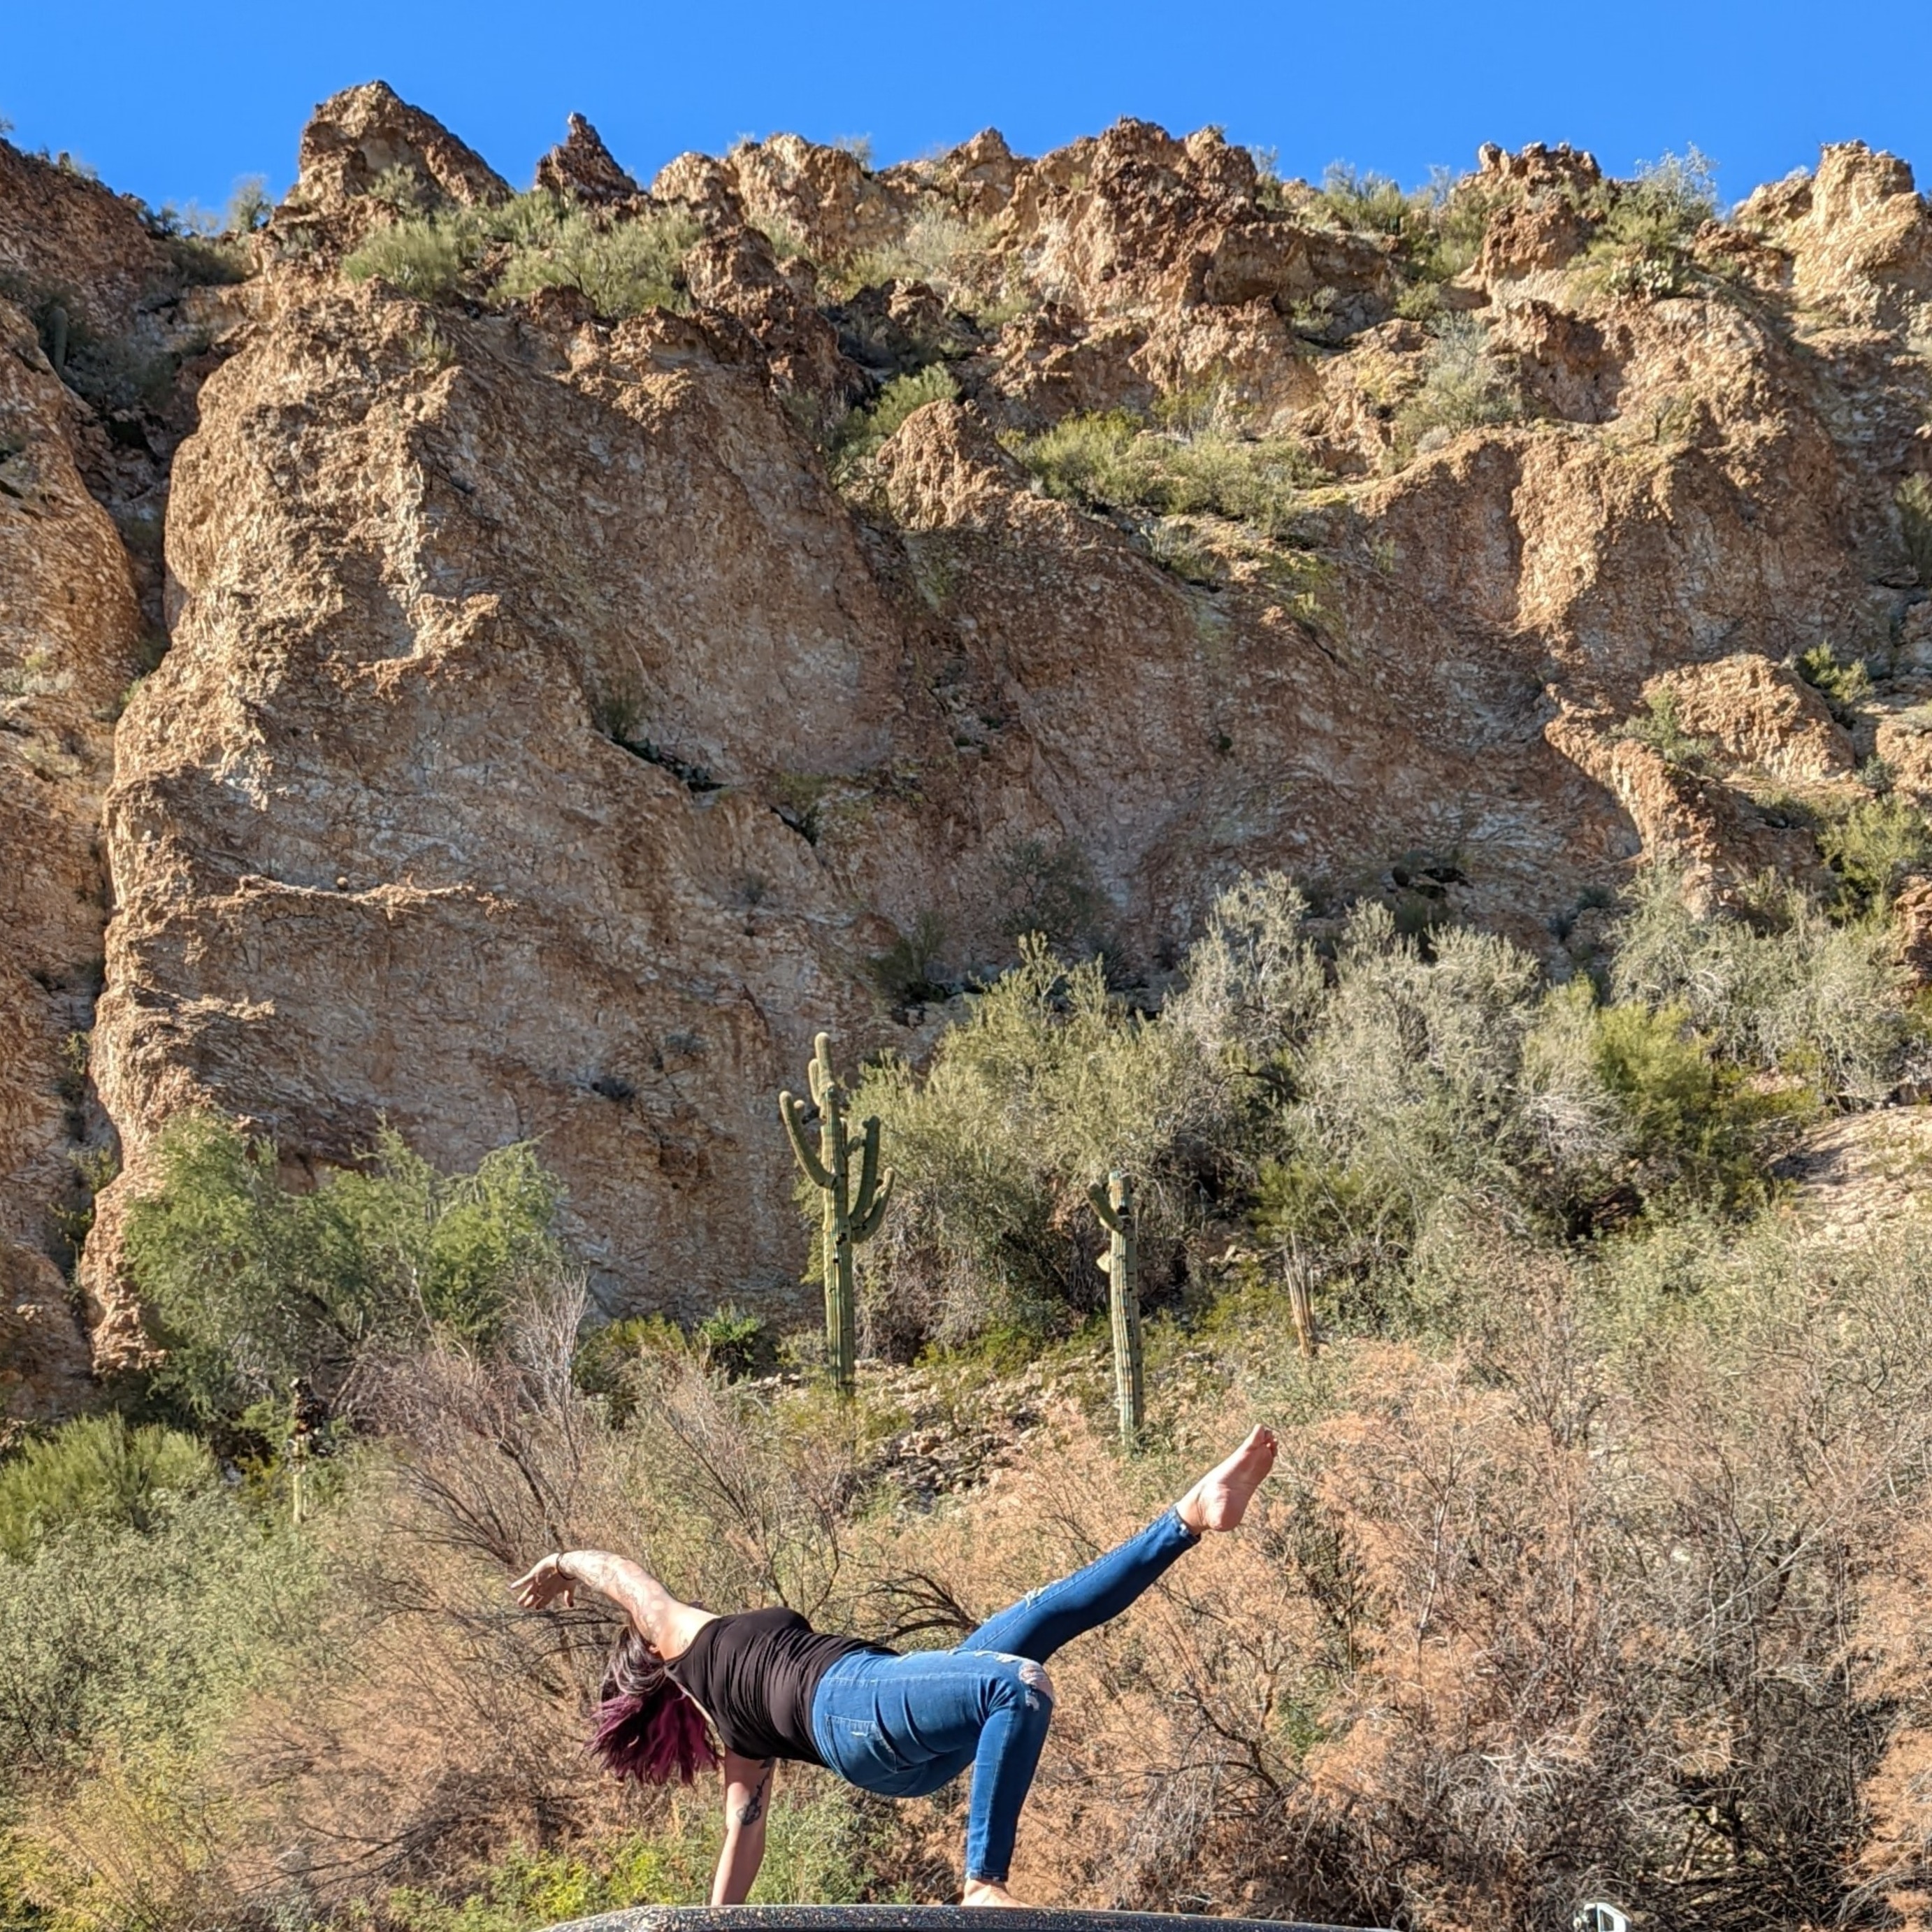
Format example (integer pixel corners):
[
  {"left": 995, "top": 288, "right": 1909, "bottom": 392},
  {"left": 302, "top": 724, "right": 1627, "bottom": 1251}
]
[
  {"left": 655, "top": 134, "right": 920, "bottom": 260},
  {"left": 0, "top": 286, "right": 145, "bottom": 1408},
  {"left": 4, "top": 97, "right": 1932, "bottom": 1371},
  {"left": 0, "top": 144, "right": 167, "bottom": 338},
  {"left": 1739, "top": 143, "right": 1932, "bottom": 327},
  {"left": 1654, "top": 654, "right": 1854, "bottom": 781},
  {"left": 534, "top": 114, "right": 640, "bottom": 206},
  {"left": 287, "top": 81, "right": 510, "bottom": 212}
]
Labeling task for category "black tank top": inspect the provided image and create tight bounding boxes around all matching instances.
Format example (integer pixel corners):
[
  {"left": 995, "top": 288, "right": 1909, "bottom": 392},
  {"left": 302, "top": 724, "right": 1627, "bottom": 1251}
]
[{"left": 666, "top": 1607, "right": 890, "bottom": 1764}]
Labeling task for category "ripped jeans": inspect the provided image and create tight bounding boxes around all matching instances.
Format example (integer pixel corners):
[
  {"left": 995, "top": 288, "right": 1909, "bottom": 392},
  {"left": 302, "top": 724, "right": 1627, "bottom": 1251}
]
[{"left": 809, "top": 1508, "right": 1199, "bottom": 1882}]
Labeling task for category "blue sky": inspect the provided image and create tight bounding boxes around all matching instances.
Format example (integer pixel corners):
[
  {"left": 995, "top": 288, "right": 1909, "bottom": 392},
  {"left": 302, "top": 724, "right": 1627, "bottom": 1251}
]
[{"left": 6, "top": 0, "right": 1929, "bottom": 219}]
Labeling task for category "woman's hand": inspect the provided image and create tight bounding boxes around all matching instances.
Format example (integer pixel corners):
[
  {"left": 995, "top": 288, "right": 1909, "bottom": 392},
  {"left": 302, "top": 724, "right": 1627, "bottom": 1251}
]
[{"left": 510, "top": 1553, "right": 575, "bottom": 1610}]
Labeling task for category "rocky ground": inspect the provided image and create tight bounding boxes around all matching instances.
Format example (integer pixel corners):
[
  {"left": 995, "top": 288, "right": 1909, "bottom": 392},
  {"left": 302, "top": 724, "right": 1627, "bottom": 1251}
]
[{"left": 3, "top": 87, "right": 1931, "bottom": 1413}]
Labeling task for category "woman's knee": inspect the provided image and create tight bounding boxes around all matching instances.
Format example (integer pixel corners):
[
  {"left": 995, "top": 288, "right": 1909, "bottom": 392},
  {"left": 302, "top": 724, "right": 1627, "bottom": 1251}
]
[{"left": 981, "top": 1653, "right": 1054, "bottom": 1715}]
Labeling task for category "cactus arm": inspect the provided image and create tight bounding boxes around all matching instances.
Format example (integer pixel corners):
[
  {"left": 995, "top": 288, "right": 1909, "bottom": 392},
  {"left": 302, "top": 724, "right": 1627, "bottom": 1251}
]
[
  {"left": 852, "top": 1166, "right": 895, "bottom": 1243},
  {"left": 853, "top": 1116, "right": 882, "bottom": 1220},
  {"left": 809, "top": 1031, "right": 835, "bottom": 1109},
  {"left": 1088, "top": 1181, "right": 1122, "bottom": 1233},
  {"left": 779, "top": 1090, "right": 833, "bottom": 1190}
]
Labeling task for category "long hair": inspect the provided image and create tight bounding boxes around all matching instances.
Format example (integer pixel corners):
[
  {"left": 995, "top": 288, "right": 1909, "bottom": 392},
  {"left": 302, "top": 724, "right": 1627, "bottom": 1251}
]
[{"left": 589, "top": 1628, "right": 719, "bottom": 1785}]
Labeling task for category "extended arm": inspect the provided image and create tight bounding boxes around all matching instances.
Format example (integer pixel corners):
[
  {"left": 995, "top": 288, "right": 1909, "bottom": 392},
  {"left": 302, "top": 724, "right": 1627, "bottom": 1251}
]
[
  {"left": 510, "top": 1549, "right": 680, "bottom": 1645},
  {"left": 712, "top": 1751, "right": 774, "bottom": 1905}
]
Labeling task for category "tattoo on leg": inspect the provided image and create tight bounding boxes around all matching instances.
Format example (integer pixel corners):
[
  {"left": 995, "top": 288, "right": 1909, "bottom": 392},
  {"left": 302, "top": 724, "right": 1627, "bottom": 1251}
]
[{"left": 736, "top": 1760, "right": 774, "bottom": 1828}]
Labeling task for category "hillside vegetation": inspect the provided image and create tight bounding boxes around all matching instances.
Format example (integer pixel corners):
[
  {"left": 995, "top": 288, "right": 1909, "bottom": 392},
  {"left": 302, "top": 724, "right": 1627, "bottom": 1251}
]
[{"left": 7, "top": 858, "right": 1932, "bottom": 1932}]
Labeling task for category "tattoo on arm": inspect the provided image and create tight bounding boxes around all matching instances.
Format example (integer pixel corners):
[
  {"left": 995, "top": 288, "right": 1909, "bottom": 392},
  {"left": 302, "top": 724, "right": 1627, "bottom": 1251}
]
[{"left": 735, "top": 1761, "right": 773, "bottom": 1828}]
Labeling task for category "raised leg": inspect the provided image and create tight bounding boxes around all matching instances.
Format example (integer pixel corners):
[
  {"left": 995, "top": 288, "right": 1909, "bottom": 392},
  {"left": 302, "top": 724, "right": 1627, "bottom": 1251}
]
[{"left": 958, "top": 1428, "right": 1277, "bottom": 1665}]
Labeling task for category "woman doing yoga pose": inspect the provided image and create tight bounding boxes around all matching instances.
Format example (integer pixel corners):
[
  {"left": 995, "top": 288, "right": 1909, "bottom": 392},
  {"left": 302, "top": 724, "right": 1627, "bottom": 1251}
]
[{"left": 511, "top": 1427, "right": 1277, "bottom": 1908}]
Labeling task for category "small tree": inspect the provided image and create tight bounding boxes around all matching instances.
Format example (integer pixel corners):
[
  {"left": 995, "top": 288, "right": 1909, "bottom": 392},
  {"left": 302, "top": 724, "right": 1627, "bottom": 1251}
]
[{"left": 123, "top": 1113, "right": 565, "bottom": 1420}]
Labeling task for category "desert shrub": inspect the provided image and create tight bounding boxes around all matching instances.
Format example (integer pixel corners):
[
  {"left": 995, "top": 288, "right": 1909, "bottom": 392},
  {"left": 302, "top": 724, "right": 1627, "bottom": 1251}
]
[
  {"left": 994, "top": 837, "right": 1111, "bottom": 954},
  {"left": 123, "top": 1113, "right": 566, "bottom": 1419},
  {"left": 1251, "top": 910, "right": 1631, "bottom": 1271},
  {"left": 0, "top": 1487, "right": 324, "bottom": 1801},
  {"left": 343, "top": 213, "right": 475, "bottom": 299},
  {"left": 1796, "top": 639, "right": 1873, "bottom": 723},
  {"left": 1162, "top": 870, "right": 1327, "bottom": 1072},
  {"left": 378, "top": 1787, "right": 884, "bottom": 1927},
  {"left": 493, "top": 201, "right": 699, "bottom": 318},
  {"left": 1816, "top": 793, "right": 1932, "bottom": 914},
  {"left": 1580, "top": 994, "right": 1800, "bottom": 1208},
  {"left": 1394, "top": 313, "right": 1527, "bottom": 454},
  {"left": 866, "top": 911, "right": 951, "bottom": 1007},
  {"left": 695, "top": 1304, "right": 767, "bottom": 1380},
  {"left": 1615, "top": 684, "right": 1714, "bottom": 768},
  {"left": 849, "top": 938, "right": 1227, "bottom": 1346},
  {"left": 1608, "top": 863, "right": 1907, "bottom": 1100},
  {"left": 1901, "top": 474, "right": 1932, "bottom": 586},
  {"left": 225, "top": 175, "right": 273, "bottom": 235},
  {"left": 1315, "top": 162, "right": 1412, "bottom": 236},
  {"left": 1009, "top": 400, "right": 1326, "bottom": 538},
  {"left": 833, "top": 363, "right": 960, "bottom": 468},
  {"left": 0, "top": 1414, "right": 215, "bottom": 1559},
  {"left": 344, "top": 195, "right": 698, "bottom": 319},
  {"left": 1585, "top": 147, "right": 1721, "bottom": 298},
  {"left": 837, "top": 207, "right": 997, "bottom": 303}
]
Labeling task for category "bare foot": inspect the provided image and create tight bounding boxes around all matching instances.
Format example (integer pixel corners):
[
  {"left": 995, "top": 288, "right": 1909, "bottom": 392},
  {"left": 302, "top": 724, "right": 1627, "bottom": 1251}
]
[
  {"left": 962, "top": 1880, "right": 1025, "bottom": 1908},
  {"left": 1176, "top": 1426, "right": 1277, "bottom": 1534}
]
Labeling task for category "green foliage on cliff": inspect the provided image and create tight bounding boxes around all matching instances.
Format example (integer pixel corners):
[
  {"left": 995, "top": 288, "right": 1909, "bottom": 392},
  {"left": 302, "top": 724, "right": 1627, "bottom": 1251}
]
[
  {"left": 1007, "top": 397, "right": 1327, "bottom": 539},
  {"left": 123, "top": 1115, "right": 565, "bottom": 1418},
  {"left": 343, "top": 192, "right": 699, "bottom": 319}
]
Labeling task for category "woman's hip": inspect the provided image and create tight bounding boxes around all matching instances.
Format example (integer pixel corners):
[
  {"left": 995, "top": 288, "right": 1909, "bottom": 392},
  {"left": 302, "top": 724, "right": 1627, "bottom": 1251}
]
[{"left": 809, "top": 1649, "right": 1035, "bottom": 1798}]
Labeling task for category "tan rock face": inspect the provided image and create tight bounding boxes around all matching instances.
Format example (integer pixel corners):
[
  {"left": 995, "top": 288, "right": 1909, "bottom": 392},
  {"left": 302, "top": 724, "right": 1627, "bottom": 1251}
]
[
  {"left": 289, "top": 81, "right": 510, "bottom": 212},
  {"left": 655, "top": 135, "right": 920, "bottom": 262},
  {"left": 0, "top": 143, "right": 166, "bottom": 337},
  {"left": 1004, "top": 120, "right": 1394, "bottom": 327},
  {"left": 1655, "top": 654, "right": 1853, "bottom": 781},
  {"left": 6, "top": 96, "right": 1932, "bottom": 1360},
  {"left": 1739, "top": 143, "right": 1932, "bottom": 326},
  {"left": 534, "top": 114, "right": 640, "bottom": 206},
  {"left": 0, "top": 291, "right": 144, "bottom": 1408}
]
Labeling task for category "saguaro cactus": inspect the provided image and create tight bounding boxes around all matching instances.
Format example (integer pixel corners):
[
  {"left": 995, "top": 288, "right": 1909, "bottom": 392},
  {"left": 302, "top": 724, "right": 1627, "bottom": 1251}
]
[
  {"left": 1090, "top": 1169, "right": 1144, "bottom": 1447},
  {"left": 779, "top": 1032, "right": 894, "bottom": 1396}
]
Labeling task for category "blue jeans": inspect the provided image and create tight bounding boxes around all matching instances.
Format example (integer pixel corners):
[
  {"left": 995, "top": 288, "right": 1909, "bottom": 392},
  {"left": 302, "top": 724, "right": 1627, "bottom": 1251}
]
[{"left": 809, "top": 1507, "right": 1199, "bottom": 1882}]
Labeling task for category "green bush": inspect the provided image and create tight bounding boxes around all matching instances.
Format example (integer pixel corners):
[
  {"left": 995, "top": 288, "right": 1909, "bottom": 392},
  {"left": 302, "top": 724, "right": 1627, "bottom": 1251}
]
[
  {"left": 343, "top": 213, "right": 474, "bottom": 299},
  {"left": 382, "top": 1785, "right": 884, "bottom": 1926},
  {"left": 123, "top": 1114, "right": 566, "bottom": 1418},
  {"left": 0, "top": 1415, "right": 215, "bottom": 1559},
  {"left": 866, "top": 911, "right": 951, "bottom": 1007},
  {"left": 849, "top": 937, "right": 1226, "bottom": 1345},
  {"left": 1615, "top": 685, "right": 1715, "bottom": 769},
  {"left": 1901, "top": 475, "right": 1932, "bottom": 587},
  {"left": 1796, "top": 640, "right": 1873, "bottom": 724},
  {"left": 1816, "top": 793, "right": 1932, "bottom": 914},
  {"left": 994, "top": 837, "right": 1111, "bottom": 953},
  {"left": 1008, "top": 400, "right": 1326, "bottom": 538},
  {"left": 834, "top": 363, "right": 960, "bottom": 470},
  {"left": 0, "top": 1490, "right": 323, "bottom": 1787},
  {"left": 1584, "top": 995, "right": 1801, "bottom": 1209},
  {"left": 493, "top": 201, "right": 700, "bottom": 318},
  {"left": 1608, "top": 863, "right": 1906, "bottom": 1101},
  {"left": 343, "top": 194, "right": 699, "bottom": 319},
  {"left": 1394, "top": 315, "right": 1527, "bottom": 454},
  {"left": 1585, "top": 147, "right": 1721, "bottom": 298},
  {"left": 695, "top": 1305, "right": 767, "bottom": 1380}
]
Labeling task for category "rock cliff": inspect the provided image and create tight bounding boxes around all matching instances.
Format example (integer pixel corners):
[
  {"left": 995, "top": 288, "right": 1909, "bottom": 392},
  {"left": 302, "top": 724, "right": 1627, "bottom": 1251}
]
[{"left": 3, "top": 90, "right": 1930, "bottom": 1404}]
